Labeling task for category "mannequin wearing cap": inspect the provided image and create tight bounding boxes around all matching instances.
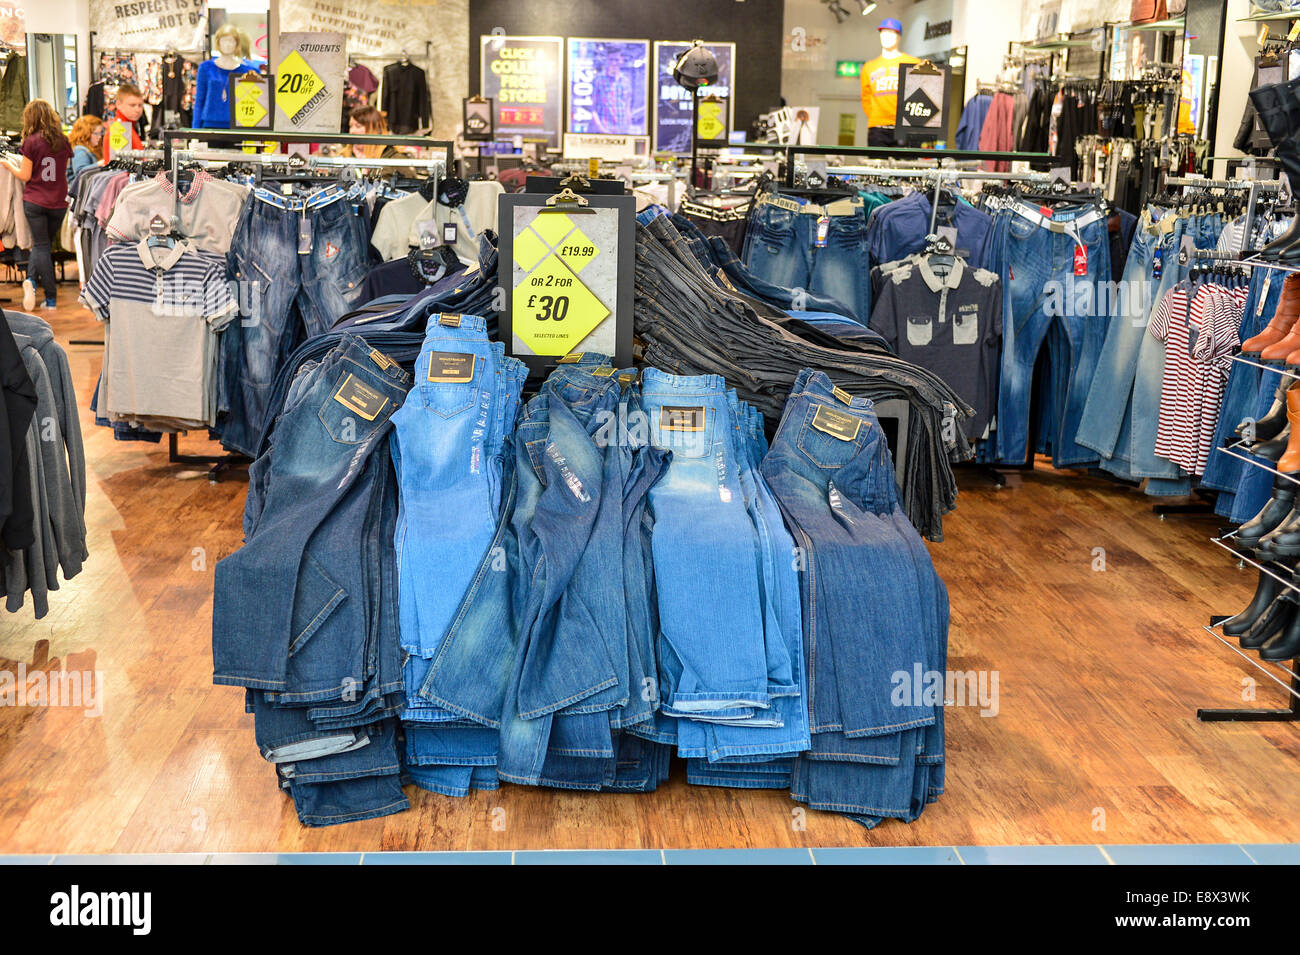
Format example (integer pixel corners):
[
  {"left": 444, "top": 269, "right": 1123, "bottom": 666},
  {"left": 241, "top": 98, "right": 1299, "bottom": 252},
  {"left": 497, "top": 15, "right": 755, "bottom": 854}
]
[{"left": 860, "top": 17, "right": 920, "bottom": 146}]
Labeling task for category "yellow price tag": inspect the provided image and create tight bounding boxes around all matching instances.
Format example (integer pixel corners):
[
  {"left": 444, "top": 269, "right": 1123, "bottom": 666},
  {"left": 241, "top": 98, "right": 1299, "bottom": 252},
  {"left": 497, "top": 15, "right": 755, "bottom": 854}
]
[
  {"left": 697, "top": 100, "right": 725, "bottom": 142},
  {"left": 512, "top": 212, "right": 610, "bottom": 356},
  {"left": 108, "top": 120, "right": 130, "bottom": 155},
  {"left": 275, "top": 51, "right": 326, "bottom": 123},
  {"left": 233, "top": 81, "right": 268, "bottom": 128}
]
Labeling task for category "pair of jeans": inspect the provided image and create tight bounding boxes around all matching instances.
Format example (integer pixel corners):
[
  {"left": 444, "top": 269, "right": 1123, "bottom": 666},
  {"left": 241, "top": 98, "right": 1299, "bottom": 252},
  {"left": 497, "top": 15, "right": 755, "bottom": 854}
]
[
  {"left": 742, "top": 198, "right": 872, "bottom": 323},
  {"left": 995, "top": 203, "right": 1111, "bottom": 467},
  {"left": 23, "top": 201, "right": 65, "bottom": 303},
  {"left": 761, "top": 369, "right": 948, "bottom": 828},
  {"left": 212, "top": 333, "right": 413, "bottom": 825},
  {"left": 221, "top": 184, "right": 372, "bottom": 456}
]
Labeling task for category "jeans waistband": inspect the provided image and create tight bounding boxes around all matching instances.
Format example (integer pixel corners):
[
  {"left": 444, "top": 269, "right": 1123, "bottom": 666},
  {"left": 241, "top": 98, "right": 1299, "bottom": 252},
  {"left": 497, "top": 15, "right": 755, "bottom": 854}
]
[
  {"left": 755, "top": 193, "right": 863, "bottom": 217},
  {"left": 253, "top": 182, "right": 361, "bottom": 213},
  {"left": 1011, "top": 202, "right": 1105, "bottom": 235},
  {"left": 640, "top": 367, "right": 728, "bottom": 397}
]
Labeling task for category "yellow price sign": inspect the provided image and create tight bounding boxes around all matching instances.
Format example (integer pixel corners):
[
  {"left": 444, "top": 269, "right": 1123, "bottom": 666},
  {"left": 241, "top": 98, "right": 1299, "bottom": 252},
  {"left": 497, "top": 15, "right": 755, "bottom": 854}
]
[
  {"left": 108, "top": 120, "right": 130, "bottom": 154},
  {"left": 697, "top": 100, "right": 725, "bottom": 142},
  {"left": 233, "top": 81, "right": 268, "bottom": 128},
  {"left": 512, "top": 212, "right": 609, "bottom": 356},
  {"left": 275, "top": 50, "right": 326, "bottom": 121}
]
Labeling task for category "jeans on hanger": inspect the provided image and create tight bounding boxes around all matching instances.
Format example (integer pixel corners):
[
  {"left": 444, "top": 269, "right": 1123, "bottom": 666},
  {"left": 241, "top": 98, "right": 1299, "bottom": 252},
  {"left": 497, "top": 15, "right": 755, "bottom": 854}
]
[
  {"left": 221, "top": 185, "right": 372, "bottom": 456},
  {"left": 742, "top": 200, "right": 872, "bottom": 323},
  {"left": 996, "top": 204, "right": 1111, "bottom": 467}
]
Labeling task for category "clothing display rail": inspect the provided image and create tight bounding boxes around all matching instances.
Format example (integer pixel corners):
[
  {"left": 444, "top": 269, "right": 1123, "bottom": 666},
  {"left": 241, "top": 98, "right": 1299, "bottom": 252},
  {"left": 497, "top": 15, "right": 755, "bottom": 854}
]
[
  {"left": 770, "top": 144, "right": 1058, "bottom": 186},
  {"left": 161, "top": 129, "right": 454, "bottom": 173}
]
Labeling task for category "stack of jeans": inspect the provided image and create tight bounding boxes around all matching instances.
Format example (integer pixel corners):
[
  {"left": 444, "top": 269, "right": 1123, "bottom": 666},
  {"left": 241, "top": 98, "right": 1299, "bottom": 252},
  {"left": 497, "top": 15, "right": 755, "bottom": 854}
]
[
  {"left": 761, "top": 370, "right": 949, "bottom": 829},
  {"left": 634, "top": 215, "right": 973, "bottom": 541},
  {"left": 212, "top": 334, "right": 413, "bottom": 826},
  {"left": 633, "top": 369, "right": 811, "bottom": 785},
  {"left": 418, "top": 355, "right": 676, "bottom": 791},
  {"left": 388, "top": 311, "right": 527, "bottom": 797}
]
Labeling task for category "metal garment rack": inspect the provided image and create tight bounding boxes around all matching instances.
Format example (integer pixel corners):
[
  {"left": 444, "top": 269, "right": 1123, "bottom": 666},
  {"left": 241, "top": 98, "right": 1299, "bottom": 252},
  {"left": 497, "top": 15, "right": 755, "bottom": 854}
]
[
  {"left": 162, "top": 129, "right": 454, "bottom": 174},
  {"left": 767, "top": 143, "right": 1059, "bottom": 186},
  {"left": 1164, "top": 176, "right": 1282, "bottom": 257}
]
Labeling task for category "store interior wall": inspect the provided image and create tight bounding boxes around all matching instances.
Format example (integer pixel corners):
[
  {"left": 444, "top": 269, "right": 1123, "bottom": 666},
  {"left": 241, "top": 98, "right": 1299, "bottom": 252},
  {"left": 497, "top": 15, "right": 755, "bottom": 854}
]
[
  {"left": 468, "top": 0, "right": 785, "bottom": 141},
  {"left": 1214, "top": 0, "right": 1256, "bottom": 178},
  {"left": 780, "top": 0, "right": 955, "bottom": 146},
  {"left": 25, "top": 0, "right": 89, "bottom": 116}
]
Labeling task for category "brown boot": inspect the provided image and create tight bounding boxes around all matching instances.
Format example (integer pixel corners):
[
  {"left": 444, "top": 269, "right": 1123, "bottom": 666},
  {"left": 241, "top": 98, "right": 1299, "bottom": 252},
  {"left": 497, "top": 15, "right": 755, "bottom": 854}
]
[
  {"left": 1243, "top": 274, "right": 1300, "bottom": 356},
  {"left": 1276, "top": 387, "right": 1300, "bottom": 473}
]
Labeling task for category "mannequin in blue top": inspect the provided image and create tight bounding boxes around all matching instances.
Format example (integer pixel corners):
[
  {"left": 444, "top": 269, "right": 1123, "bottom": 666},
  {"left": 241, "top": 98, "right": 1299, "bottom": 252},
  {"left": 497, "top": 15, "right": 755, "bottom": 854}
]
[{"left": 195, "top": 24, "right": 256, "bottom": 128}]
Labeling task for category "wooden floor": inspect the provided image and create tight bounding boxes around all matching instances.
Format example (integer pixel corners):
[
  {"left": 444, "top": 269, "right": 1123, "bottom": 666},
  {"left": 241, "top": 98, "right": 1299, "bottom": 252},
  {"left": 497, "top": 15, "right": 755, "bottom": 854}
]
[{"left": 0, "top": 295, "right": 1295, "bottom": 854}]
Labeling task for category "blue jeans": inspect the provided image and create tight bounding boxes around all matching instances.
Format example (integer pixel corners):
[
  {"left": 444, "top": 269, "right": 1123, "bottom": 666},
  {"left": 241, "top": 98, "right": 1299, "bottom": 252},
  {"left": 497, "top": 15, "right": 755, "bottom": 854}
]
[
  {"left": 742, "top": 201, "right": 871, "bottom": 323},
  {"left": 213, "top": 334, "right": 411, "bottom": 695},
  {"left": 221, "top": 186, "right": 372, "bottom": 456},
  {"left": 996, "top": 204, "right": 1111, "bottom": 466}
]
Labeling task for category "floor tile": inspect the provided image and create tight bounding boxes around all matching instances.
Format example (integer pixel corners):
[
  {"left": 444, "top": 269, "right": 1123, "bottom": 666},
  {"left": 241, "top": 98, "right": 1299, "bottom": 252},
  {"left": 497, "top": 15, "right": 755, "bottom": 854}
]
[
  {"left": 513, "top": 850, "right": 663, "bottom": 865},
  {"left": 1240, "top": 844, "right": 1300, "bottom": 865},
  {"left": 1103, "top": 845, "right": 1254, "bottom": 865},
  {"left": 958, "top": 845, "right": 1108, "bottom": 865},
  {"left": 362, "top": 851, "right": 512, "bottom": 865},
  {"left": 663, "top": 848, "right": 813, "bottom": 865},
  {"left": 813, "top": 846, "right": 962, "bottom": 865}
]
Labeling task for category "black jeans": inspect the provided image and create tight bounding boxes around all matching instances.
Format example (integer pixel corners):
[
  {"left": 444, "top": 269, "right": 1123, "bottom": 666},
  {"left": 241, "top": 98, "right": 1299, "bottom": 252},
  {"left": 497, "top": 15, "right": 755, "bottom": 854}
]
[{"left": 23, "top": 201, "right": 65, "bottom": 304}]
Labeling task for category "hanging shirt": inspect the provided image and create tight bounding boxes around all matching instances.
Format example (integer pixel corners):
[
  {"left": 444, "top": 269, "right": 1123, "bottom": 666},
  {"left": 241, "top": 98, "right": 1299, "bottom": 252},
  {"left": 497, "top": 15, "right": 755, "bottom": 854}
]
[
  {"left": 860, "top": 54, "right": 921, "bottom": 129},
  {"left": 866, "top": 190, "right": 995, "bottom": 270}
]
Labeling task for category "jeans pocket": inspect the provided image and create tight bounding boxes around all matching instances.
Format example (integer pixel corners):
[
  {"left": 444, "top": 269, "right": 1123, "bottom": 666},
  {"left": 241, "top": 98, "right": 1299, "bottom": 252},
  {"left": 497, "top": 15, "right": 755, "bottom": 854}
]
[
  {"left": 795, "top": 403, "right": 868, "bottom": 469},
  {"left": 420, "top": 347, "right": 482, "bottom": 418},
  {"left": 289, "top": 556, "right": 347, "bottom": 657},
  {"left": 906, "top": 316, "right": 935, "bottom": 347},
  {"left": 318, "top": 368, "right": 392, "bottom": 443}
]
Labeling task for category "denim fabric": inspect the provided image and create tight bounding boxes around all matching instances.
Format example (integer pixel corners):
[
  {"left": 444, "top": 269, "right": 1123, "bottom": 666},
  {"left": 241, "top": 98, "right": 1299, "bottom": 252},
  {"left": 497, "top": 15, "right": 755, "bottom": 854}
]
[
  {"left": 221, "top": 188, "right": 372, "bottom": 456},
  {"left": 996, "top": 203, "right": 1111, "bottom": 467},
  {"left": 742, "top": 200, "right": 872, "bottom": 323}
]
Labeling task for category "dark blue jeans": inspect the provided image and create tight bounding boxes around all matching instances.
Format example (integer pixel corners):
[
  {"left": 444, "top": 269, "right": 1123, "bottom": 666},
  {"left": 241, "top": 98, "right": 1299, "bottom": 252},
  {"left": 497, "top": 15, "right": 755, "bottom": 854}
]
[{"left": 221, "top": 187, "right": 372, "bottom": 455}]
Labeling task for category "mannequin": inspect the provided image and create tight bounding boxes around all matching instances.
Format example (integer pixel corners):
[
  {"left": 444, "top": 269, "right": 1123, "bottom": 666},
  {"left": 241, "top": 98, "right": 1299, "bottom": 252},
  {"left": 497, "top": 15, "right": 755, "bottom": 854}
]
[
  {"left": 860, "top": 17, "right": 920, "bottom": 147},
  {"left": 194, "top": 25, "right": 256, "bottom": 128}
]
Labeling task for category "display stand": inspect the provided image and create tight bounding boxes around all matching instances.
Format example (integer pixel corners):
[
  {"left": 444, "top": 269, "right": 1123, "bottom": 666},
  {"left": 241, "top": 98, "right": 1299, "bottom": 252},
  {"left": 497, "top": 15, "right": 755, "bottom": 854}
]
[{"left": 162, "top": 128, "right": 454, "bottom": 172}]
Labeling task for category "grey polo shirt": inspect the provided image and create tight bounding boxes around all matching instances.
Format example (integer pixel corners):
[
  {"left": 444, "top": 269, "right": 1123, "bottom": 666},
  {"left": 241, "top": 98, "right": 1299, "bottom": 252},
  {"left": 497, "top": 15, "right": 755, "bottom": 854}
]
[
  {"left": 105, "top": 171, "right": 249, "bottom": 255},
  {"left": 79, "top": 239, "right": 238, "bottom": 426},
  {"left": 868, "top": 254, "right": 1003, "bottom": 440}
]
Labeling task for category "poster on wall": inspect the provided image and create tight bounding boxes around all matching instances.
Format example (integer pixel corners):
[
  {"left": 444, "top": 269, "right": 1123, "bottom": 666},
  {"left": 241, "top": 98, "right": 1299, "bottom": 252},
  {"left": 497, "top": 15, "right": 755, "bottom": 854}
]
[
  {"left": 652, "top": 41, "right": 734, "bottom": 154},
  {"left": 89, "top": 0, "right": 207, "bottom": 51},
  {"left": 481, "top": 35, "right": 563, "bottom": 147},
  {"left": 0, "top": 2, "right": 23, "bottom": 52},
  {"left": 279, "top": 0, "right": 442, "bottom": 57},
  {"left": 566, "top": 38, "right": 649, "bottom": 137},
  {"left": 274, "top": 32, "right": 346, "bottom": 133}
]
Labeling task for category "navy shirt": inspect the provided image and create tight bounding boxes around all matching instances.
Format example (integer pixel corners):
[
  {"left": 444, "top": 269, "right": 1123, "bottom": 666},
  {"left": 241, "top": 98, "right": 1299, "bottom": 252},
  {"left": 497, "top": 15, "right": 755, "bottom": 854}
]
[
  {"left": 869, "top": 254, "right": 1003, "bottom": 440},
  {"left": 866, "top": 191, "right": 995, "bottom": 271}
]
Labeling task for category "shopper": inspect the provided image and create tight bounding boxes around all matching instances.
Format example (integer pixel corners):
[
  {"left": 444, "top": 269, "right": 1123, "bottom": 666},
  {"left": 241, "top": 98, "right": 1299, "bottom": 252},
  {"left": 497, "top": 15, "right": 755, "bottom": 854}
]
[
  {"left": 2, "top": 99, "right": 71, "bottom": 311},
  {"left": 100, "top": 84, "right": 145, "bottom": 165},
  {"left": 347, "top": 106, "right": 401, "bottom": 159},
  {"left": 67, "top": 115, "right": 104, "bottom": 185}
]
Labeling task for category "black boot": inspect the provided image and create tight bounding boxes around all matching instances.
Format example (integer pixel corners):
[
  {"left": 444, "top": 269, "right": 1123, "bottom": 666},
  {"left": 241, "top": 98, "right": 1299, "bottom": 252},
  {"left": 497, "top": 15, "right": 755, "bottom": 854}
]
[
  {"left": 1221, "top": 569, "right": 1284, "bottom": 636},
  {"left": 1260, "top": 602, "right": 1300, "bottom": 659},
  {"left": 1236, "top": 478, "right": 1299, "bottom": 547},
  {"left": 1256, "top": 504, "right": 1300, "bottom": 559},
  {"left": 1252, "top": 425, "right": 1291, "bottom": 463},
  {"left": 1242, "top": 590, "right": 1298, "bottom": 649},
  {"left": 1249, "top": 84, "right": 1300, "bottom": 260},
  {"left": 1237, "top": 383, "right": 1291, "bottom": 443}
]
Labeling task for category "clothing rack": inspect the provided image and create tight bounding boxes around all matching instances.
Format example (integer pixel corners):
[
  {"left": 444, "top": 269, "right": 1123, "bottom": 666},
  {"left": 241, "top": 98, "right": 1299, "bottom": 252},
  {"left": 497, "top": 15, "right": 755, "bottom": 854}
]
[
  {"left": 162, "top": 129, "right": 454, "bottom": 175},
  {"left": 1165, "top": 177, "right": 1282, "bottom": 257}
]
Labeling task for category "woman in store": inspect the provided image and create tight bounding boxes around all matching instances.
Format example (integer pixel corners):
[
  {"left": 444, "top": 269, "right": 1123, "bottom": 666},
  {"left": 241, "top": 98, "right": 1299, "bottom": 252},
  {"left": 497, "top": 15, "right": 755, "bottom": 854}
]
[
  {"left": 2, "top": 99, "right": 72, "bottom": 311},
  {"left": 68, "top": 115, "right": 105, "bottom": 185},
  {"left": 347, "top": 105, "right": 402, "bottom": 159}
]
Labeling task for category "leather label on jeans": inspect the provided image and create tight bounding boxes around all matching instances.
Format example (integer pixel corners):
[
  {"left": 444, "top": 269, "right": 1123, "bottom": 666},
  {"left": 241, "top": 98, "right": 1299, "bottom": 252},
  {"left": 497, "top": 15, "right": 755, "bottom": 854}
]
[
  {"left": 661, "top": 406, "right": 705, "bottom": 432},
  {"left": 832, "top": 385, "right": 854, "bottom": 406},
  {"left": 333, "top": 373, "right": 388, "bottom": 421},
  {"left": 369, "top": 348, "right": 395, "bottom": 370},
  {"left": 593, "top": 367, "right": 616, "bottom": 377},
  {"left": 438, "top": 313, "right": 462, "bottom": 327},
  {"left": 812, "top": 405, "right": 861, "bottom": 442},
  {"left": 715, "top": 268, "right": 737, "bottom": 292},
  {"left": 427, "top": 352, "right": 476, "bottom": 383},
  {"left": 761, "top": 194, "right": 802, "bottom": 213},
  {"left": 558, "top": 352, "right": 584, "bottom": 364}
]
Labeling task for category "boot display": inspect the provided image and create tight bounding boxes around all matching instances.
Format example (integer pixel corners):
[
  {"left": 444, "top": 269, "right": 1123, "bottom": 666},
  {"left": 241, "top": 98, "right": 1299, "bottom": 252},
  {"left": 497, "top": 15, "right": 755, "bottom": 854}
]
[
  {"left": 1250, "top": 425, "right": 1291, "bottom": 462},
  {"left": 1240, "top": 589, "right": 1298, "bottom": 650},
  {"left": 1274, "top": 387, "right": 1300, "bottom": 474},
  {"left": 1235, "top": 477, "right": 1298, "bottom": 547},
  {"left": 1221, "top": 569, "right": 1284, "bottom": 636},
  {"left": 1259, "top": 608, "right": 1300, "bottom": 660},
  {"left": 1237, "top": 382, "right": 1291, "bottom": 442},
  {"left": 1248, "top": 81, "right": 1300, "bottom": 261},
  {"left": 1240, "top": 274, "right": 1300, "bottom": 355}
]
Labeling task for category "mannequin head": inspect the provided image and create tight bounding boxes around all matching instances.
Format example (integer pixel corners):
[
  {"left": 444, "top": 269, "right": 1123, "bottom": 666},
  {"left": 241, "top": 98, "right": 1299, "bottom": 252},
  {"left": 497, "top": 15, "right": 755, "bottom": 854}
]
[
  {"left": 878, "top": 18, "right": 904, "bottom": 56},
  {"left": 213, "top": 24, "right": 247, "bottom": 60}
]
